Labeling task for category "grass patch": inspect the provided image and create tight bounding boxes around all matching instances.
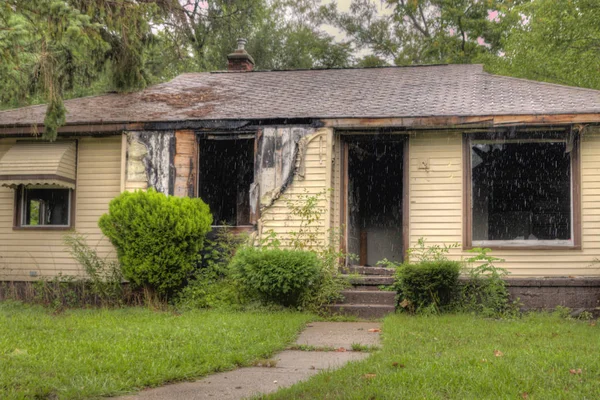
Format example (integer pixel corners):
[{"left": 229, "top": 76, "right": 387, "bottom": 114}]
[
  {"left": 0, "top": 301, "right": 312, "bottom": 399},
  {"left": 265, "top": 313, "right": 600, "bottom": 399},
  {"left": 287, "top": 344, "right": 337, "bottom": 352},
  {"left": 350, "top": 343, "right": 380, "bottom": 353}
]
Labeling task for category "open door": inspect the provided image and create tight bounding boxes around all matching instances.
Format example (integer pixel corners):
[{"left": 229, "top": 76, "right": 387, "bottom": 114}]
[{"left": 342, "top": 135, "right": 407, "bottom": 266}]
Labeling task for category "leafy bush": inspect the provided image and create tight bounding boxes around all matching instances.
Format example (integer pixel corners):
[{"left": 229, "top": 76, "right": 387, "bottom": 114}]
[
  {"left": 98, "top": 189, "right": 212, "bottom": 297},
  {"left": 229, "top": 247, "right": 322, "bottom": 307},
  {"left": 395, "top": 260, "right": 462, "bottom": 313},
  {"left": 458, "top": 248, "right": 519, "bottom": 317},
  {"left": 175, "top": 228, "right": 247, "bottom": 310},
  {"left": 64, "top": 232, "right": 124, "bottom": 306}
]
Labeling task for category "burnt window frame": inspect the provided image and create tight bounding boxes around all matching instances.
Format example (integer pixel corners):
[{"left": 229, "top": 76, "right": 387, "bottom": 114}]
[
  {"left": 462, "top": 130, "right": 581, "bottom": 250},
  {"left": 13, "top": 185, "right": 76, "bottom": 231},
  {"left": 197, "top": 132, "right": 256, "bottom": 230}
]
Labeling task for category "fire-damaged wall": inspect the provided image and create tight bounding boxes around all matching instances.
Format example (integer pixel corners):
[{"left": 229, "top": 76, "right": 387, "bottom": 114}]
[
  {"left": 124, "top": 130, "right": 197, "bottom": 197},
  {"left": 255, "top": 126, "right": 316, "bottom": 211},
  {"left": 257, "top": 127, "right": 333, "bottom": 246},
  {"left": 123, "top": 126, "right": 332, "bottom": 246},
  {"left": 125, "top": 131, "right": 175, "bottom": 194}
]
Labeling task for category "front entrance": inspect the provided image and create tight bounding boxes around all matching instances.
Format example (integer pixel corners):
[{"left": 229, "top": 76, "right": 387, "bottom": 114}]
[{"left": 343, "top": 136, "right": 406, "bottom": 266}]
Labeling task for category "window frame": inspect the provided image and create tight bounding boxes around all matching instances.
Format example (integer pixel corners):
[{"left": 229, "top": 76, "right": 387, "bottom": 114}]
[
  {"left": 13, "top": 185, "right": 76, "bottom": 231},
  {"left": 197, "top": 132, "right": 257, "bottom": 231},
  {"left": 462, "top": 130, "right": 581, "bottom": 250}
]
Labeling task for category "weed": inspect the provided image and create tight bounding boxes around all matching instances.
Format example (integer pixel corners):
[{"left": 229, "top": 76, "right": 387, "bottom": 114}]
[{"left": 350, "top": 343, "right": 380, "bottom": 352}]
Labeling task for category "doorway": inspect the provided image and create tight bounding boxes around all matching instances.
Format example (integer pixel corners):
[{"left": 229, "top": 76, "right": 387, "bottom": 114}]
[{"left": 343, "top": 136, "right": 406, "bottom": 266}]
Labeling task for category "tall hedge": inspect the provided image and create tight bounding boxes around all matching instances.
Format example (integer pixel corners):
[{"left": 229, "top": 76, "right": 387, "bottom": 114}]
[{"left": 98, "top": 189, "right": 212, "bottom": 296}]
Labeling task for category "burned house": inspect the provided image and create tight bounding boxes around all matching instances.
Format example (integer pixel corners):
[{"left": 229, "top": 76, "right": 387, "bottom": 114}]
[{"left": 1, "top": 43, "right": 600, "bottom": 309}]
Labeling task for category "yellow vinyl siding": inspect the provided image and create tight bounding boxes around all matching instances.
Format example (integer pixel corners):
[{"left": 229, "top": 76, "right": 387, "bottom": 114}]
[
  {"left": 0, "top": 136, "right": 122, "bottom": 281},
  {"left": 258, "top": 128, "right": 333, "bottom": 247},
  {"left": 408, "top": 131, "right": 600, "bottom": 277}
]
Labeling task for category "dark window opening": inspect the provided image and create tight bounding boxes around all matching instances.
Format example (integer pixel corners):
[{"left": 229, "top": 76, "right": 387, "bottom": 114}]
[
  {"left": 20, "top": 186, "right": 71, "bottom": 227},
  {"left": 198, "top": 137, "right": 254, "bottom": 226},
  {"left": 347, "top": 139, "right": 404, "bottom": 266},
  {"left": 471, "top": 138, "right": 572, "bottom": 243}
]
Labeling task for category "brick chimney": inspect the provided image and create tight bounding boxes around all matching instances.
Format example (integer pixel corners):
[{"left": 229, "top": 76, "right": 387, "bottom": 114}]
[{"left": 227, "top": 39, "right": 255, "bottom": 72}]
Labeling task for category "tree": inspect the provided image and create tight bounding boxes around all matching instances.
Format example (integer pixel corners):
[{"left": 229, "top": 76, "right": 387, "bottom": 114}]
[
  {"left": 486, "top": 0, "right": 600, "bottom": 90},
  {"left": 322, "top": 0, "right": 513, "bottom": 65},
  {"left": 0, "top": 0, "right": 167, "bottom": 140}
]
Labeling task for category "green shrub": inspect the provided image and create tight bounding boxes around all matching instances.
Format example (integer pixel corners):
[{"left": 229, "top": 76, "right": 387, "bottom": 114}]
[
  {"left": 98, "top": 189, "right": 212, "bottom": 297},
  {"left": 229, "top": 247, "right": 322, "bottom": 307},
  {"left": 458, "top": 248, "right": 519, "bottom": 317},
  {"left": 395, "top": 260, "right": 461, "bottom": 313},
  {"left": 175, "top": 228, "right": 247, "bottom": 310}
]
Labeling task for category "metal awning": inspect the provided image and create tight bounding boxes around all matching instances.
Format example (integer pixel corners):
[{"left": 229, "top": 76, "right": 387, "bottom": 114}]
[{"left": 0, "top": 141, "right": 77, "bottom": 189}]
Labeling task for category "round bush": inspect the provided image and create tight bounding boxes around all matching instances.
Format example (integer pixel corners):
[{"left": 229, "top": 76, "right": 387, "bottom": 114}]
[
  {"left": 98, "top": 189, "right": 212, "bottom": 296},
  {"left": 229, "top": 247, "right": 322, "bottom": 307}
]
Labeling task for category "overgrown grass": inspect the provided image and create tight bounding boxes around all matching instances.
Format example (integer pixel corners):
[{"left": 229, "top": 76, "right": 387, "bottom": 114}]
[
  {"left": 0, "top": 301, "right": 312, "bottom": 399},
  {"left": 265, "top": 313, "right": 600, "bottom": 399}
]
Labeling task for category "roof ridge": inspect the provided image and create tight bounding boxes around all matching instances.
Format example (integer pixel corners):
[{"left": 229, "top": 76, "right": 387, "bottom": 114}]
[
  {"left": 482, "top": 70, "right": 600, "bottom": 94},
  {"left": 209, "top": 63, "right": 466, "bottom": 74}
]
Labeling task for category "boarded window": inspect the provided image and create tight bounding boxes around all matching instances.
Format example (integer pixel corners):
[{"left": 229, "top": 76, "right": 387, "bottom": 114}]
[
  {"left": 469, "top": 132, "right": 576, "bottom": 247},
  {"left": 198, "top": 137, "right": 254, "bottom": 226}
]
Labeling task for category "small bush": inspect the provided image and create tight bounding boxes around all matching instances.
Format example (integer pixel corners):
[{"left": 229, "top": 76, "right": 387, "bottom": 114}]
[
  {"left": 98, "top": 189, "right": 212, "bottom": 297},
  {"left": 175, "top": 228, "right": 247, "bottom": 310},
  {"left": 230, "top": 247, "right": 322, "bottom": 307},
  {"left": 64, "top": 232, "right": 124, "bottom": 306},
  {"left": 458, "top": 248, "right": 519, "bottom": 317},
  {"left": 395, "top": 260, "right": 461, "bottom": 313}
]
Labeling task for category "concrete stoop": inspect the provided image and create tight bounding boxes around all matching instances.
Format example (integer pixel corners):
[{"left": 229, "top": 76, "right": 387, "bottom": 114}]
[{"left": 328, "top": 267, "right": 397, "bottom": 319}]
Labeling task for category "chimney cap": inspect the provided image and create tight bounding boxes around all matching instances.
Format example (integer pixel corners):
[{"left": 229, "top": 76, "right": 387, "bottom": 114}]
[
  {"left": 227, "top": 38, "right": 255, "bottom": 71},
  {"left": 236, "top": 38, "right": 247, "bottom": 50}
]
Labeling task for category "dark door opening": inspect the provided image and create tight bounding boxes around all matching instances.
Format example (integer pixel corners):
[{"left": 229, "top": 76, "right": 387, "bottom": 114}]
[
  {"left": 346, "top": 138, "right": 404, "bottom": 266},
  {"left": 198, "top": 137, "right": 254, "bottom": 226}
]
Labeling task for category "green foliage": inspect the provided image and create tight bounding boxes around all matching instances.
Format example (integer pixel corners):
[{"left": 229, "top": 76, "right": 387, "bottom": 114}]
[
  {"left": 175, "top": 228, "right": 247, "bottom": 310},
  {"left": 230, "top": 247, "right": 323, "bottom": 307},
  {"left": 395, "top": 260, "right": 462, "bottom": 313},
  {"left": 262, "top": 189, "right": 350, "bottom": 312},
  {"left": 98, "top": 189, "right": 212, "bottom": 297},
  {"left": 457, "top": 247, "right": 519, "bottom": 317},
  {"left": 0, "top": 0, "right": 165, "bottom": 139},
  {"left": 63, "top": 232, "right": 124, "bottom": 306},
  {"left": 486, "top": 0, "right": 600, "bottom": 90},
  {"left": 323, "top": 0, "right": 508, "bottom": 65}
]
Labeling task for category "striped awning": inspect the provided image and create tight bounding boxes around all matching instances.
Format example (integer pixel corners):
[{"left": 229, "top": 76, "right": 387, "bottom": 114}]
[{"left": 0, "top": 142, "right": 77, "bottom": 189}]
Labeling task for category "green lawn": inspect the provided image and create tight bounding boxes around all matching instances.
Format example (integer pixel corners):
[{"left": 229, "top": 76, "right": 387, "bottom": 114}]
[
  {"left": 266, "top": 313, "right": 600, "bottom": 400},
  {"left": 0, "top": 301, "right": 312, "bottom": 399}
]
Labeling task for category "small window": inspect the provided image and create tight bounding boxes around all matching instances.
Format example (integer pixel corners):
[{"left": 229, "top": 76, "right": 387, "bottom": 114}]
[
  {"left": 18, "top": 186, "right": 72, "bottom": 227},
  {"left": 466, "top": 131, "right": 579, "bottom": 248}
]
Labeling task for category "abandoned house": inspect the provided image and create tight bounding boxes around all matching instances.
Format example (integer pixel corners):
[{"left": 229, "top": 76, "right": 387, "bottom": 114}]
[{"left": 1, "top": 42, "right": 600, "bottom": 310}]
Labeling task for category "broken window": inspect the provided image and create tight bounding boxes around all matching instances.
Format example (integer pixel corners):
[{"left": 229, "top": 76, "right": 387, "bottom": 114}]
[
  {"left": 198, "top": 136, "right": 254, "bottom": 226},
  {"left": 18, "top": 186, "right": 72, "bottom": 227},
  {"left": 469, "top": 132, "right": 576, "bottom": 247}
]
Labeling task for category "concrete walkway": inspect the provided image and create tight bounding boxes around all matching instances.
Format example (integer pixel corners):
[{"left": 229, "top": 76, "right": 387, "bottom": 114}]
[{"left": 118, "top": 322, "right": 382, "bottom": 400}]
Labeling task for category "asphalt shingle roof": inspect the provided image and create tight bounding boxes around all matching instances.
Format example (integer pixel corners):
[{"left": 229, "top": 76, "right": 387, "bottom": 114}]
[{"left": 1, "top": 64, "right": 600, "bottom": 127}]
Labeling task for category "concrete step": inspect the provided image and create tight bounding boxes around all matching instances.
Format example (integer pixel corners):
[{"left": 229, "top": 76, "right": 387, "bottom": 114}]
[
  {"left": 339, "top": 290, "right": 396, "bottom": 306},
  {"left": 327, "top": 304, "right": 396, "bottom": 319},
  {"left": 345, "top": 275, "right": 395, "bottom": 286},
  {"left": 342, "top": 266, "right": 395, "bottom": 276}
]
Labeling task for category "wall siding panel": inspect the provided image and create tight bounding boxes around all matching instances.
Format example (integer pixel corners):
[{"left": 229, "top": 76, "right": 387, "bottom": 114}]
[
  {"left": 259, "top": 128, "right": 332, "bottom": 247},
  {"left": 408, "top": 131, "right": 600, "bottom": 277},
  {"left": 0, "top": 136, "right": 121, "bottom": 281}
]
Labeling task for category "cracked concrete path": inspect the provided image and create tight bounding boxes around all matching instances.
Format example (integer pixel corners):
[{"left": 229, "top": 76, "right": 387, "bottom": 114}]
[{"left": 118, "top": 322, "right": 382, "bottom": 400}]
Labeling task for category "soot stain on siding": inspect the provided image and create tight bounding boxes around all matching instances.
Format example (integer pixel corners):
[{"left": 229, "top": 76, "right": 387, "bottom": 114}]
[{"left": 127, "top": 131, "right": 176, "bottom": 195}]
